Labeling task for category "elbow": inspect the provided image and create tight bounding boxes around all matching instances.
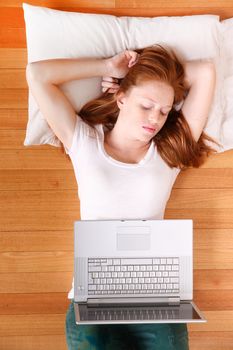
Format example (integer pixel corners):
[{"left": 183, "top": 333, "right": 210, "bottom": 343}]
[
  {"left": 201, "top": 60, "right": 216, "bottom": 77},
  {"left": 26, "top": 62, "right": 48, "bottom": 85},
  {"left": 26, "top": 62, "right": 40, "bottom": 85},
  {"left": 200, "top": 61, "right": 216, "bottom": 87}
]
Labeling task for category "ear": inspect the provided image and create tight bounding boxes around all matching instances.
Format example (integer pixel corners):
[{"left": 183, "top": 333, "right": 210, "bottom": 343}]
[{"left": 116, "top": 92, "right": 126, "bottom": 110}]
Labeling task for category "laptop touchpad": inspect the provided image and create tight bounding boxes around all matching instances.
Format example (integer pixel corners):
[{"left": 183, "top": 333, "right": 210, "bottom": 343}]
[{"left": 117, "top": 226, "right": 151, "bottom": 250}]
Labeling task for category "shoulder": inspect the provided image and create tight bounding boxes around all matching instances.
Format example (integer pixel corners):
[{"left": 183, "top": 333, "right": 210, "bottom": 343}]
[{"left": 64, "top": 114, "right": 101, "bottom": 154}]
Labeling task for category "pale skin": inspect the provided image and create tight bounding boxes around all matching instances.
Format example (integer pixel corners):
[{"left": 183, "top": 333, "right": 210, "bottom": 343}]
[{"left": 26, "top": 50, "right": 216, "bottom": 164}]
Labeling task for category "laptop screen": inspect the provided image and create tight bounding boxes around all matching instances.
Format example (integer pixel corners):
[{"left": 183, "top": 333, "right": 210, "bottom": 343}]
[{"left": 76, "top": 301, "right": 203, "bottom": 323}]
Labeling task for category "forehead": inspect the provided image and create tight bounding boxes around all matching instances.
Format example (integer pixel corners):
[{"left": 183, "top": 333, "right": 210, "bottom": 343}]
[{"left": 130, "top": 80, "right": 174, "bottom": 106}]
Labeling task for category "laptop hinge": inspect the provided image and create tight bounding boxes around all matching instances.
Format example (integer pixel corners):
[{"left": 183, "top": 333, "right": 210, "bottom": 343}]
[{"left": 87, "top": 296, "right": 180, "bottom": 306}]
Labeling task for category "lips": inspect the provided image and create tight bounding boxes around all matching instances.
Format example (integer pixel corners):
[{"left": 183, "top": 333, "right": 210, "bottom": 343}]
[{"left": 142, "top": 126, "right": 156, "bottom": 133}]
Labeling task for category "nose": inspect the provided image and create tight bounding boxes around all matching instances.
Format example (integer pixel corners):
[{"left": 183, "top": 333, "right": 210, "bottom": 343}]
[{"left": 148, "top": 110, "right": 161, "bottom": 124}]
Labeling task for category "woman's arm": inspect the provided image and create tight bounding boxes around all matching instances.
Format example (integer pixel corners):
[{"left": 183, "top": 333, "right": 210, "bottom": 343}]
[
  {"left": 26, "top": 50, "right": 137, "bottom": 150},
  {"left": 181, "top": 60, "right": 216, "bottom": 142},
  {"left": 26, "top": 58, "right": 111, "bottom": 150}
]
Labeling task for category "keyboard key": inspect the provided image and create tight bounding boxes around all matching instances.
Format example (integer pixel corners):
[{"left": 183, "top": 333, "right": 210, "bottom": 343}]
[{"left": 121, "top": 258, "right": 152, "bottom": 265}]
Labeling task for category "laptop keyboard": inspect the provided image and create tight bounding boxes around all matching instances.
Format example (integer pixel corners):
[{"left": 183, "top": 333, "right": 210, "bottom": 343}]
[{"left": 88, "top": 257, "right": 179, "bottom": 295}]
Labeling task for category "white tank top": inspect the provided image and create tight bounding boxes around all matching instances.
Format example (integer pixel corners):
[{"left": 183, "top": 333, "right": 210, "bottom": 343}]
[{"left": 66, "top": 115, "right": 181, "bottom": 298}]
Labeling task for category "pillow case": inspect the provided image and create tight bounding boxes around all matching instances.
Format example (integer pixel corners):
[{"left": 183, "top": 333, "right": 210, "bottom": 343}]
[
  {"left": 23, "top": 3, "right": 223, "bottom": 150},
  {"left": 218, "top": 18, "right": 233, "bottom": 151}
]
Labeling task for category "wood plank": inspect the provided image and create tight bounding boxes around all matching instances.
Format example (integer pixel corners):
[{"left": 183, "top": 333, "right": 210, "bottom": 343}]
[
  {"left": 0, "top": 230, "right": 73, "bottom": 252},
  {"left": 0, "top": 170, "right": 76, "bottom": 190},
  {"left": 0, "top": 109, "right": 28, "bottom": 129},
  {"left": 0, "top": 130, "right": 29, "bottom": 148},
  {"left": 194, "top": 270, "right": 233, "bottom": 290},
  {"left": 194, "top": 229, "right": 233, "bottom": 249},
  {"left": 0, "top": 293, "right": 70, "bottom": 314},
  {"left": 167, "top": 189, "right": 233, "bottom": 209},
  {"left": 0, "top": 335, "right": 67, "bottom": 350},
  {"left": 0, "top": 272, "right": 73, "bottom": 293},
  {"left": 0, "top": 314, "right": 66, "bottom": 336},
  {"left": 194, "top": 248, "right": 233, "bottom": 269},
  {"left": 0, "top": 229, "right": 232, "bottom": 252},
  {"left": 0, "top": 7, "right": 24, "bottom": 27},
  {"left": 175, "top": 168, "right": 233, "bottom": 189},
  {"left": 0, "top": 49, "right": 27, "bottom": 68},
  {"left": 0, "top": 69, "right": 27, "bottom": 88},
  {"left": 0, "top": 209, "right": 80, "bottom": 231},
  {"left": 0, "top": 28, "right": 26, "bottom": 48},
  {"left": 0, "top": 89, "right": 27, "bottom": 108},
  {"left": 0, "top": 150, "right": 72, "bottom": 170},
  {"left": 194, "top": 290, "right": 233, "bottom": 310},
  {"left": 0, "top": 0, "right": 116, "bottom": 7},
  {"left": 0, "top": 270, "right": 230, "bottom": 293},
  {"left": 189, "top": 331, "right": 233, "bottom": 350},
  {"left": 0, "top": 190, "right": 80, "bottom": 211},
  {"left": 165, "top": 208, "right": 233, "bottom": 228},
  {"left": 116, "top": 0, "right": 233, "bottom": 9},
  {"left": 0, "top": 251, "right": 74, "bottom": 273}
]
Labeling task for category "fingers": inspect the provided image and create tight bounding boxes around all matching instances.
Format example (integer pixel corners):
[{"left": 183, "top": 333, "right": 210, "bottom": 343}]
[
  {"left": 102, "top": 76, "right": 119, "bottom": 83},
  {"left": 125, "top": 50, "right": 139, "bottom": 68},
  {"left": 101, "top": 76, "right": 120, "bottom": 93}
]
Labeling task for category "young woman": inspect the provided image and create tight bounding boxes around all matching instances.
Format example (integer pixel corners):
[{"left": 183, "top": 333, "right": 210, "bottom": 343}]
[{"left": 26, "top": 44, "right": 216, "bottom": 350}]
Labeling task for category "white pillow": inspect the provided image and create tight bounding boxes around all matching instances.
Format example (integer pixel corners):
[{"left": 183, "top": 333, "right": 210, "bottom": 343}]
[
  {"left": 218, "top": 18, "right": 233, "bottom": 151},
  {"left": 23, "top": 3, "right": 223, "bottom": 150}
]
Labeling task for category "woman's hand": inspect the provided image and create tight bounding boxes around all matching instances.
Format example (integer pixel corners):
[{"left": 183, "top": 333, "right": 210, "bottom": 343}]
[
  {"left": 101, "top": 76, "right": 120, "bottom": 94},
  {"left": 102, "top": 50, "right": 139, "bottom": 93},
  {"left": 105, "top": 49, "right": 139, "bottom": 79}
]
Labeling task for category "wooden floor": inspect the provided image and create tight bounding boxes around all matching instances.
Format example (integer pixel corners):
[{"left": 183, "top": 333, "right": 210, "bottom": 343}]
[{"left": 1, "top": 1, "right": 233, "bottom": 349}]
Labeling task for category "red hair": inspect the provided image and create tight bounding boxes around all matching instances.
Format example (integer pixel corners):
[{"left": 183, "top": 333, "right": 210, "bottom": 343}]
[{"left": 66, "top": 44, "right": 220, "bottom": 168}]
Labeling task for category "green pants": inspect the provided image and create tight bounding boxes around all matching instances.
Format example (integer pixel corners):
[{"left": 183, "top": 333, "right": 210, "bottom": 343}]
[{"left": 65, "top": 301, "right": 189, "bottom": 350}]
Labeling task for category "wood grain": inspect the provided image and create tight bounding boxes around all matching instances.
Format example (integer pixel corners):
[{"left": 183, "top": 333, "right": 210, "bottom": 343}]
[
  {"left": 0, "top": 109, "right": 28, "bottom": 129},
  {"left": 0, "top": 48, "right": 27, "bottom": 68},
  {"left": 0, "top": 335, "right": 67, "bottom": 350},
  {"left": 0, "top": 230, "right": 73, "bottom": 252},
  {"left": 0, "top": 272, "right": 73, "bottom": 293},
  {"left": 0, "top": 69, "right": 27, "bottom": 88}
]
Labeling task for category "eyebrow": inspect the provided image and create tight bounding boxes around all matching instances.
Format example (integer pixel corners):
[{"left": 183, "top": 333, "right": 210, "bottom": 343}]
[{"left": 140, "top": 97, "right": 172, "bottom": 109}]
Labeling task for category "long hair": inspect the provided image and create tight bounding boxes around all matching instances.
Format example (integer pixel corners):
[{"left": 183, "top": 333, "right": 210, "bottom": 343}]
[{"left": 70, "top": 44, "right": 219, "bottom": 169}]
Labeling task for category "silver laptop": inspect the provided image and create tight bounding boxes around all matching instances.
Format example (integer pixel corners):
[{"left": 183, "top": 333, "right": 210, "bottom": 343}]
[{"left": 74, "top": 219, "right": 206, "bottom": 324}]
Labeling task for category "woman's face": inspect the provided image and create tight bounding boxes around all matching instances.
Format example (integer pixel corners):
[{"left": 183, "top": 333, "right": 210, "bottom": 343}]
[{"left": 116, "top": 80, "right": 174, "bottom": 142}]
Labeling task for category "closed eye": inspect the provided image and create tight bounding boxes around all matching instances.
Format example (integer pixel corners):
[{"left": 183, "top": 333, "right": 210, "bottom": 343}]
[{"left": 141, "top": 106, "right": 170, "bottom": 116}]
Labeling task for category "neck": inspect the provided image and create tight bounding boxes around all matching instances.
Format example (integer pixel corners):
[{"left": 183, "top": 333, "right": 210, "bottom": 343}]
[{"left": 105, "top": 123, "right": 151, "bottom": 153}]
